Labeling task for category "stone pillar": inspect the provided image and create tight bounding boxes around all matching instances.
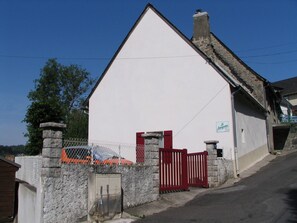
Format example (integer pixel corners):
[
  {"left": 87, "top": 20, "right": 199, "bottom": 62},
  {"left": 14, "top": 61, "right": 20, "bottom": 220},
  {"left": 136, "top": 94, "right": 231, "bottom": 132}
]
[
  {"left": 142, "top": 132, "right": 162, "bottom": 198},
  {"left": 40, "top": 122, "right": 66, "bottom": 177},
  {"left": 204, "top": 140, "right": 219, "bottom": 187}
]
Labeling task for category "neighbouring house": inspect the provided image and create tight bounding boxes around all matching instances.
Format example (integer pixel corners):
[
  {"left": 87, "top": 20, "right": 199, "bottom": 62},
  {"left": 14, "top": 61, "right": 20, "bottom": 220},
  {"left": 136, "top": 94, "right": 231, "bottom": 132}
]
[
  {"left": 273, "top": 76, "right": 297, "bottom": 117},
  {"left": 279, "top": 97, "right": 293, "bottom": 119},
  {"left": 271, "top": 77, "right": 297, "bottom": 149},
  {"left": 0, "top": 157, "right": 20, "bottom": 222},
  {"left": 87, "top": 4, "right": 280, "bottom": 175}
]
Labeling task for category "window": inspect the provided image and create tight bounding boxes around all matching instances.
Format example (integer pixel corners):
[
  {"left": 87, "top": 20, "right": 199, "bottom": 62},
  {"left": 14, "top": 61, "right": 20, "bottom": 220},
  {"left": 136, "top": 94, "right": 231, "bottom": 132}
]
[{"left": 241, "top": 129, "right": 245, "bottom": 143}]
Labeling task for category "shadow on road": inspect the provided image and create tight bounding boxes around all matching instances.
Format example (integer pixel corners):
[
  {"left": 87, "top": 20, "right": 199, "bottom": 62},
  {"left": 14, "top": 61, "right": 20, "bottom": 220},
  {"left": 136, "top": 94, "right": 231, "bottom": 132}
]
[{"left": 286, "top": 188, "right": 297, "bottom": 222}]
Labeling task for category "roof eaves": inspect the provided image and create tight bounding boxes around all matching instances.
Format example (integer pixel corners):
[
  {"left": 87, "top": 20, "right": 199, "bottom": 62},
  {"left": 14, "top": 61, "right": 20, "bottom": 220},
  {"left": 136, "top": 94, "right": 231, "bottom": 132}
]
[
  {"left": 238, "top": 86, "right": 266, "bottom": 112},
  {"left": 85, "top": 4, "right": 239, "bottom": 105},
  {"left": 210, "top": 32, "right": 267, "bottom": 83},
  {"left": 0, "top": 157, "right": 21, "bottom": 168},
  {"left": 85, "top": 4, "right": 155, "bottom": 105},
  {"left": 213, "top": 62, "right": 238, "bottom": 88},
  {"left": 148, "top": 6, "right": 243, "bottom": 89},
  {"left": 273, "top": 76, "right": 297, "bottom": 86},
  {"left": 213, "top": 60, "right": 266, "bottom": 110}
]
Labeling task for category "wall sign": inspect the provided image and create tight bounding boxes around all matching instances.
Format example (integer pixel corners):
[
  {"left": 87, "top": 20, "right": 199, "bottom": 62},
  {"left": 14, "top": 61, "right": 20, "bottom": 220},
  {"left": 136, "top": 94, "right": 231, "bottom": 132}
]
[{"left": 216, "top": 121, "right": 230, "bottom": 133}]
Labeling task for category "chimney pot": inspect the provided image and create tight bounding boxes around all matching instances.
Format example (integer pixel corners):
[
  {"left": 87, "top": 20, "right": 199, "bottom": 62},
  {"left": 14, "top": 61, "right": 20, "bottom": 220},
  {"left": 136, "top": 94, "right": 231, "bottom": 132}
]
[{"left": 195, "top": 9, "right": 203, "bottom": 14}]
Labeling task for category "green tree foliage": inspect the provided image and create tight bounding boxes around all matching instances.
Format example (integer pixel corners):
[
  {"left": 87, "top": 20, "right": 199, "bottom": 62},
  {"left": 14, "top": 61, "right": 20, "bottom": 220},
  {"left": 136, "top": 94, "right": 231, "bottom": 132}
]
[
  {"left": 64, "top": 109, "right": 89, "bottom": 139},
  {"left": 24, "top": 59, "right": 94, "bottom": 155}
]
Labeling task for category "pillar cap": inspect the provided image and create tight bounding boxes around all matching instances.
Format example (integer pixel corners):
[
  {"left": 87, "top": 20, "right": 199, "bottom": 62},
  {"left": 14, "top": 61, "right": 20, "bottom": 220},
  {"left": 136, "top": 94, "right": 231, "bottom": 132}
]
[
  {"left": 142, "top": 133, "right": 162, "bottom": 138},
  {"left": 40, "top": 122, "right": 66, "bottom": 129},
  {"left": 204, "top": 140, "right": 219, "bottom": 144}
]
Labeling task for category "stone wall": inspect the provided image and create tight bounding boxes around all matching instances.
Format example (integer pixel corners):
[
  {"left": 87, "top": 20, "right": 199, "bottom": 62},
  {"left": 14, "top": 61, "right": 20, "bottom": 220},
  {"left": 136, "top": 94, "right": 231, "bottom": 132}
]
[
  {"left": 92, "top": 132, "right": 161, "bottom": 209},
  {"left": 16, "top": 123, "right": 90, "bottom": 223},
  {"left": 94, "top": 165, "right": 157, "bottom": 208},
  {"left": 283, "top": 124, "right": 297, "bottom": 150},
  {"left": 209, "top": 34, "right": 265, "bottom": 105},
  {"left": 17, "top": 123, "right": 162, "bottom": 223},
  {"left": 205, "top": 141, "right": 234, "bottom": 187},
  {"left": 16, "top": 156, "right": 158, "bottom": 222},
  {"left": 217, "top": 158, "right": 234, "bottom": 185},
  {"left": 43, "top": 164, "right": 89, "bottom": 223}
]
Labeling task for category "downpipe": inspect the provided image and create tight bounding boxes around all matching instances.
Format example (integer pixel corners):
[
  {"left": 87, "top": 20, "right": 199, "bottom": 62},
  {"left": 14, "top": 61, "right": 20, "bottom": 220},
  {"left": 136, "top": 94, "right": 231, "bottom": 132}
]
[{"left": 231, "top": 87, "right": 240, "bottom": 177}]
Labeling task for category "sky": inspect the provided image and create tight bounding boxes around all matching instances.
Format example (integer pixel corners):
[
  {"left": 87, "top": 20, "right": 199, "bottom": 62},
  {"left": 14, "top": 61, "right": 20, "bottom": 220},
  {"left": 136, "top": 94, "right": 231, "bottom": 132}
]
[{"left": 1, "top": 0, "right": 297, "bottom": 146}]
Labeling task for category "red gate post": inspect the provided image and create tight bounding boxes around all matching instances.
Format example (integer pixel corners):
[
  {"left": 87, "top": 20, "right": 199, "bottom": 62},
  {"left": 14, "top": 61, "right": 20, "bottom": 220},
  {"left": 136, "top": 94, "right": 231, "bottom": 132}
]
[
  {"left": 182, "top": 149, "right": 189, "bottom": 191},
  {"left": 136, "top": 132, "right": 145, "bottom": 163},
  {"left": 202, "top": 151, "right": 209, "bottom": 187}
]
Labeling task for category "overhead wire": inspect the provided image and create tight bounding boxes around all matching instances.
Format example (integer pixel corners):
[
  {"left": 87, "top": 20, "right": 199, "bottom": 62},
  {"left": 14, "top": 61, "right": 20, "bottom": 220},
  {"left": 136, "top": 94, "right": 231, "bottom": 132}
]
[
  {"left": 174, "top": 84, "right": 228, "bottom": 138},
  {"left": 0, "top": 54, "right": 199, "bottom": 60},
  {"left": 245, "top": 58, "right": 297, "bottom": 65},
  {"left": 2, "top": 40, "right": 297, "bottom": 64},
  {"left": 240, "top": 48, "right": 297, "bottom": 59},
  {"left": 234, "top": 41, "right": 297, "bottom": 53}
]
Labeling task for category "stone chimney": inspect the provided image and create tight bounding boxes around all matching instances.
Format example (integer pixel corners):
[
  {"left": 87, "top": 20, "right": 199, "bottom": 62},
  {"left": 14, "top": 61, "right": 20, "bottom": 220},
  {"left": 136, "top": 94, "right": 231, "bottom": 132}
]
[{"left": 192, "top": 10, "right": 211, "bottom": 50}]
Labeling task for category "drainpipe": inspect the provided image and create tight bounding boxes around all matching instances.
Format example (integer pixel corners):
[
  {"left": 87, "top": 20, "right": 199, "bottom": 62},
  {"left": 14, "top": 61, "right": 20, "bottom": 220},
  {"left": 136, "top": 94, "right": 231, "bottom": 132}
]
[
  {"left": 231, "top": 87, "right": 240, "bottom": 177},
  {"left": 263, "top": 83, "right": 271, "bottom": 153}
]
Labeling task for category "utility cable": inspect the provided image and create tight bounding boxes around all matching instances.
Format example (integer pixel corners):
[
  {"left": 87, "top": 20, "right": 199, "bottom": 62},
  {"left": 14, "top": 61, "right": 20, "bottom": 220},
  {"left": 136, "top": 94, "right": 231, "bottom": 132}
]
[
  {"left": 0, "top": 54, "right": 199, "bottom": 61},
  {"left": 235, "top": 41, "right": 297, "bottom": 53},
  {"left": 174, "top": 84, "right": 228, "bottom": 138},
  {"left": 240, "top": 48, "right": 297, "bottom": 59},
  {"left": 245, "top": 58, "right": 297, "bottom": 65}
]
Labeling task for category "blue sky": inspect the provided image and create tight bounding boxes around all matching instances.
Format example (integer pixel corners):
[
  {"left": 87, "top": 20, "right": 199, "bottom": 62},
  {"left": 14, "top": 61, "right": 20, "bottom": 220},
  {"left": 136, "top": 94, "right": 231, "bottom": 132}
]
[{"left": 1, "top": 0, "right": 297, "bottom": 145}]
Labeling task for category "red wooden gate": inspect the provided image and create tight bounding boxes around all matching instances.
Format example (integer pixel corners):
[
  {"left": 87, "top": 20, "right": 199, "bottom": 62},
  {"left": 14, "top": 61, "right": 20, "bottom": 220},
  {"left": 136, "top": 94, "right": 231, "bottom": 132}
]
[
  {"left": 187, "top": 151, "right": 208, "bottom": 188},
  {"left": 159, "top": 149, "right": 208, "bottom": 193},
  {"left": 159, "top": 148, "right": 188, "bottom": 193}
]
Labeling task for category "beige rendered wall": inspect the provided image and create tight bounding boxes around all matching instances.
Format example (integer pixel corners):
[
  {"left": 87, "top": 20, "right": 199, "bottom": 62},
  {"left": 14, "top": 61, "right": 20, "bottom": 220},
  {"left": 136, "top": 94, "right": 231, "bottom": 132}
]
[{"left": 237, "top": 144, "right": 268, "bottom": 173}]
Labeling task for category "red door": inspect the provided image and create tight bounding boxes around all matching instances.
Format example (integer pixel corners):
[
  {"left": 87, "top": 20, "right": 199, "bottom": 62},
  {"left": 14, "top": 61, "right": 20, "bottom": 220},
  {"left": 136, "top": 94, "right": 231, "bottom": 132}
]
[{"left": 136, "top": 132, "right": 144, "bottom": 163}]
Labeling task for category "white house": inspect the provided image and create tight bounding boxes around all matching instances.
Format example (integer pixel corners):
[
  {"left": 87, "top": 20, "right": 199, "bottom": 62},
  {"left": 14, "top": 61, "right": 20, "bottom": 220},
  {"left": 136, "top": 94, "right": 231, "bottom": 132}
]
[{"left": 87, "top": 4, "right": 269, "bottom": 175}]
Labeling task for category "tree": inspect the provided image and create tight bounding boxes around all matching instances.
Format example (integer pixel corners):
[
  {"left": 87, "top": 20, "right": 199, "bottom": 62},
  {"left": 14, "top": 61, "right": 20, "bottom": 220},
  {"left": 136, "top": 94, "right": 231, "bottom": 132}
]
[
  {"left": 24, "top": 59, "right": 94, "bottom": 155},
  {"left": 0, "top": 145, "right": 26, "bottom": 157},
  {"left": 63, "top": 109, "right": 89, "bottom": 139}
]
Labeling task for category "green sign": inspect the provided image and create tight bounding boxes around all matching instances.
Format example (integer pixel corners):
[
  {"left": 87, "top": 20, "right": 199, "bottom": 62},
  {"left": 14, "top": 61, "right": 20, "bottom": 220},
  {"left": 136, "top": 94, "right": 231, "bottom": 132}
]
[{"left": 216, "top": 121, "right": 230, "bottom": 133}]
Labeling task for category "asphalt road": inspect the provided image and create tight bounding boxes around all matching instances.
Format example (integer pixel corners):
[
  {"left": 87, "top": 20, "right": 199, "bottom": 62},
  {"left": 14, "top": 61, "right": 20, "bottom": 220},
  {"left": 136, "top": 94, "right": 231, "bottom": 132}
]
[{"left": 136, "top": 151, "right": 297, "bottom": 223}]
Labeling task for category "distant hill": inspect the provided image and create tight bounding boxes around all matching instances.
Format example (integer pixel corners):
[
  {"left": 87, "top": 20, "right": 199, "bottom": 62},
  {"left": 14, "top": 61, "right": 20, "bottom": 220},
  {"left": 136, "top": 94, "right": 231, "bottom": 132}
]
[{"left": 0, "top": 145, "right": 26, "bottom": 157}]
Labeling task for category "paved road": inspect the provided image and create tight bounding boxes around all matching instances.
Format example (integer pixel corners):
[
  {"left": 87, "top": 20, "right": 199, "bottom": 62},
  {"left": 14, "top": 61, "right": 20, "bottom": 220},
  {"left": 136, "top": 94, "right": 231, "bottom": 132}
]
[{"left": 136, "top": 151, "right": 297, "bottom": 223}]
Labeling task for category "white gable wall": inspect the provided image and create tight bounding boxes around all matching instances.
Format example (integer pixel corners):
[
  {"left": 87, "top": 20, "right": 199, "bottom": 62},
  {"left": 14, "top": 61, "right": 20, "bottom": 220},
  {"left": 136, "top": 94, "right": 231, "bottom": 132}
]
[{"left": 89, "top": 8, "right": 234, "bottom": 161}]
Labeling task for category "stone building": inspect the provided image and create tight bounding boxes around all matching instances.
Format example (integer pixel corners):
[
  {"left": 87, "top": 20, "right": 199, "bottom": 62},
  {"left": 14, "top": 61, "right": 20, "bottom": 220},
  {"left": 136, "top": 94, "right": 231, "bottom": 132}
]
[{"left": 192, "top": 10, "right": 282, "bottom": 153}]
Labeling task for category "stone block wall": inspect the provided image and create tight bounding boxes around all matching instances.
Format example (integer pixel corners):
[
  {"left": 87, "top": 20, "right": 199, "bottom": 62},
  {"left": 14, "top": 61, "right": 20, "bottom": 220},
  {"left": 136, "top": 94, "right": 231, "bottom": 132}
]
[
  {"left": 93, "top": 132, "right": 161, "bottom": 209},
  {"left": 43, "top": 165, "right": 89, "bottom": 223},
  {"left": 217, "top": 158, "right": 234, "bottom": 185},
  {"left": 283, "top": 124, "right": 297, "bottom": 150},
  {"left": 95, "top": 165, "right": 157, "bottom": 208},
  {"left": 205, "top": 140, "right": 234, "bottom": 187},
  {"left": 16, "top": 123, "right": 90, "bottom": 223},
  {"left": 17, "top": 122, "right": 163, "bottom": 223},
  {"left": 210, "top": 35, "right": 265, "bottom": 105}
]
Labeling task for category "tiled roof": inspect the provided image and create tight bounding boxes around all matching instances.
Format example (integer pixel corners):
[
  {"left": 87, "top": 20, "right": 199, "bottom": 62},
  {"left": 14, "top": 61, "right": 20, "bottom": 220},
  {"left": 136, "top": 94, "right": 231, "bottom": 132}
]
[
  {"left": 272, "top": 76, "right": 297, "bottom": 96},
  {"left": 0, "top": 157, "right": 21, "bottom": 168}
]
